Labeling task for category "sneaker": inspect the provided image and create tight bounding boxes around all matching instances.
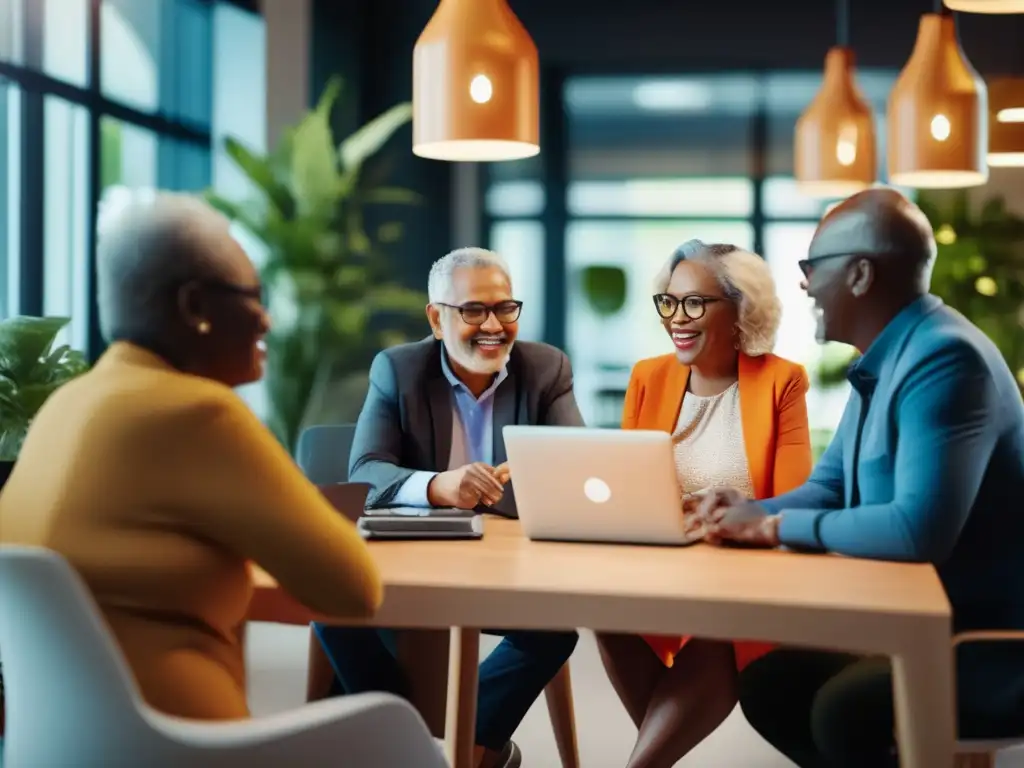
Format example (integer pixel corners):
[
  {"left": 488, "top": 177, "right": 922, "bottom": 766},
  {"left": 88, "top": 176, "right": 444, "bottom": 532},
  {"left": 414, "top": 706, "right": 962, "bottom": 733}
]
[{"left": 496, "top": 741, "right": 522, "bottom": 768}]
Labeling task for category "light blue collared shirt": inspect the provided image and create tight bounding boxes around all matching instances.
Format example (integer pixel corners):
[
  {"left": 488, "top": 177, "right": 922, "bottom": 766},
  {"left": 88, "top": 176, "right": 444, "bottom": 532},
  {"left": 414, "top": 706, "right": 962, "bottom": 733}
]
[{"left": 392, "top": 349, "right": 508, "bottom": 507}]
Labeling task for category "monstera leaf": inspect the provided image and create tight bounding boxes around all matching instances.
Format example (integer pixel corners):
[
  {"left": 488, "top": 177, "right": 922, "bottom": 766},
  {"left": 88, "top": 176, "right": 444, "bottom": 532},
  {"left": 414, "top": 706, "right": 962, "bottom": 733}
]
[{"left": 0, "top": 316, "right": 89, "bottom": 460}]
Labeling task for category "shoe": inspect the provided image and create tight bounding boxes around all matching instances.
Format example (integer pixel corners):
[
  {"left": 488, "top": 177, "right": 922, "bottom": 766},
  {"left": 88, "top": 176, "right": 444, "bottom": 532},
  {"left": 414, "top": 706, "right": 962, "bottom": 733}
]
[{"left": 496, "top": 741, "right": 522, "bottom": 768}]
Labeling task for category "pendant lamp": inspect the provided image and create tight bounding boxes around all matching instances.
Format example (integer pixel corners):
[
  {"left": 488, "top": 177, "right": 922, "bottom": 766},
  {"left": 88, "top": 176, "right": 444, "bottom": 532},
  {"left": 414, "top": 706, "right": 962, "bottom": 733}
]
[
  {"left": 888, "top": 8, "right": 988, "bottom": 188},
  {"left": 988, "top": 78, "right": 1024, "bottom": 167},
  {"left": 944, "top": 0, "right": 1024, "bottom": 12},
  {"left": 413, "top": 0, "right": 540, "bottom": 162},
  {"left": 795, "top": 0, "right": 876, "bottom": 198}
]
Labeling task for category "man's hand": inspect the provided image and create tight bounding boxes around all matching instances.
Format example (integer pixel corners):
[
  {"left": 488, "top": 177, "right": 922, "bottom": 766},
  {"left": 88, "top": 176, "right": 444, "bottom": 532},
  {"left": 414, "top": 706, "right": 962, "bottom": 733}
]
[
  {"left": 427, "top": 463, "right": 506, "bottom": 509},
  {"left": 703, "top": 501, "right": 781, "bottom": 548},
  {"left": 694, "top": 486, "right": 750, "bottom": 520},
  {"left": 494, "top": 462, "right": 511, "bottom": 486}
]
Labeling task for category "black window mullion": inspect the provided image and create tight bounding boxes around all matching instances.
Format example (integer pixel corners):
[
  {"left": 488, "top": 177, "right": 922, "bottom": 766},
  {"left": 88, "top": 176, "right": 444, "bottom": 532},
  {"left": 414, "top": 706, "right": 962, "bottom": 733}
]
[
  {"left": 541, "top": 66, "right": 568, "bottom": 351},
  {"left": 86, "top": 0, "right": 103, "bottom": 361},
  {"left": 18, "top": 0, "right": 45, "bottom": 317},
  {"left": 751, "top": 73, "right": 767, "bottom": 259}
]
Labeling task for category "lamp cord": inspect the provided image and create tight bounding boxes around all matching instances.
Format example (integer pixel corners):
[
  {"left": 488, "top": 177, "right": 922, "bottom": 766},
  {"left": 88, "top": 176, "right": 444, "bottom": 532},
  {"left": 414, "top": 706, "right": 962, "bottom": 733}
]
[{"left": 836, "top": 0, "right": 850, "bottom": 46}]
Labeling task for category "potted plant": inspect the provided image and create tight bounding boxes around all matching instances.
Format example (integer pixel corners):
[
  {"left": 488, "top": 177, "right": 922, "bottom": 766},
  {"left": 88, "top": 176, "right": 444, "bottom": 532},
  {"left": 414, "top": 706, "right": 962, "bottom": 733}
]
[
  {"left": 0, "top": 316, "right": 89, "bottom": 483},
  {"left": 0, "top": 315, "right": 88, "bottom": 739},
  {"left": 205, "top": 77, "right": 426, "bottom": 452}
]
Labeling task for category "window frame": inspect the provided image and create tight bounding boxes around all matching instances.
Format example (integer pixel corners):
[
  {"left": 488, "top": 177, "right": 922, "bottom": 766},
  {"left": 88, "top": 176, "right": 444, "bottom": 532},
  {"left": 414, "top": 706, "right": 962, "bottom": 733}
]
[{"left": 0, "top": 0, "right": 259, "bottom": 359}]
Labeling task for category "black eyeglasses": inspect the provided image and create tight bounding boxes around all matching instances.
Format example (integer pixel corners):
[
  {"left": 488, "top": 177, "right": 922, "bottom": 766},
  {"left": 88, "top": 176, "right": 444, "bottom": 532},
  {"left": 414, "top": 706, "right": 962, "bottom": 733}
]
[
  {"left": 204, "top": 279, "right": 266, "bottom": 305},
  {"left": 652, "top": 294, "right": 725, "bottom": 321},
  {"left": 436, "top": 300, "right": 523, "bottom": 326},
  {"left": 797, "top": 252, "right": 878, "bottom": 279}
]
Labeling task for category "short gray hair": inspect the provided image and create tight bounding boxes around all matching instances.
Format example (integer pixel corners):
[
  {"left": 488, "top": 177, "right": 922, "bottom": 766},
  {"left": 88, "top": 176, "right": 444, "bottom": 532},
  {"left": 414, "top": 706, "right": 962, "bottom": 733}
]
[
  {"left": 653, "top": 239, "right": 781, "bottom": 356},
  {"left": 427, "top": 247, "right": 512, "bottom": 304},
  {"left": 96, "top": 190, "right": 233, "bottom": 344}
]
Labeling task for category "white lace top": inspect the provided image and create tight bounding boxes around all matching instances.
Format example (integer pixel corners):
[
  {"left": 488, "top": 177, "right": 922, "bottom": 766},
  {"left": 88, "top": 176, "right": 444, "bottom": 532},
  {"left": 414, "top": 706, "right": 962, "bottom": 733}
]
[{"left": 672, "top": 382, "right": 754, "bottom": 498}]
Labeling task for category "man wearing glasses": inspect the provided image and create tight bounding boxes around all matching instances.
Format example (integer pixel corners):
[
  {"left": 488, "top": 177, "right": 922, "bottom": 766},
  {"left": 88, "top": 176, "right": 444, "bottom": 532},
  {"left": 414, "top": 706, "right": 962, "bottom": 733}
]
[
  {"left": 317, "top": 247, "right": 583, "bottom": 768},
  {"left": 698, "top": 188, "right": 1024, "bottom": 766}
]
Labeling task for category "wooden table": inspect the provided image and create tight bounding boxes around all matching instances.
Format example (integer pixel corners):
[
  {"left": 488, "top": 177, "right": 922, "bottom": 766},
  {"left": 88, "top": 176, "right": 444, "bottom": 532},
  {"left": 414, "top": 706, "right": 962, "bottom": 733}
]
[{"left": 250, "top": 517, "right": 954, "bottom": 768}]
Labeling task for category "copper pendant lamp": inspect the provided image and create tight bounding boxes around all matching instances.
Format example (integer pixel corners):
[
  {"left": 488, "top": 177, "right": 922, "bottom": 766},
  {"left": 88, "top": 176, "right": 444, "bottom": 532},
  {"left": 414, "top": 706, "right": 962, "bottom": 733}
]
[
  {"left": 795, "top": 0, "right": 876, "bottom": 198},
  {"left": 944, "top": 0, "right": 1024, "bottom": 12},
  {"left": 413, "top": 0, "right": 540, "bottom": 162},
  {"left": 887, "top": 8, "right": 988, "bottom": 188},
  {"left": 988, "top": 77, "right": 1024, "bottom": 167}
]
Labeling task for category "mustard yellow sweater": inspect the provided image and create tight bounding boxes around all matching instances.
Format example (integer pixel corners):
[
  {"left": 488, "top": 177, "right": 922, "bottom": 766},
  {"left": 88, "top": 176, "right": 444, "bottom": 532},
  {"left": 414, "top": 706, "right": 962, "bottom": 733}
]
[{"left": 0, "top": 342, "right": 382, "bottom": 720}]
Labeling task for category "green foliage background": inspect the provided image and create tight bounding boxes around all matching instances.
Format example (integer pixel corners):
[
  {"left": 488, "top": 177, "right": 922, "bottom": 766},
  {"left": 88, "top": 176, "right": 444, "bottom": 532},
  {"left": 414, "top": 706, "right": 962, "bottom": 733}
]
[{"left": 206, "top": 78, "right": 427, "bottom": 451}]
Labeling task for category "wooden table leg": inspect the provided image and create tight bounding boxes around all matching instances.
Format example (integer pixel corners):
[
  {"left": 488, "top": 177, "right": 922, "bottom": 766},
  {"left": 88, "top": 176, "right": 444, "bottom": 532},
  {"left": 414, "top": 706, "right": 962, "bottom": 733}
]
[
  {"left": 397, "top": 628, "right": 451, "bottom": 737},
  {"left": 305, "top": 627, "right": 336, "bottom": 702},
  {"left": 445, "top": 627, "right": 480, "bottom": 768},
  {"left": 545, "top": 663, "right": 580, "bottom": 768},
  {"left": 891, "top": 630, "right": 956, "bottom": 768}
]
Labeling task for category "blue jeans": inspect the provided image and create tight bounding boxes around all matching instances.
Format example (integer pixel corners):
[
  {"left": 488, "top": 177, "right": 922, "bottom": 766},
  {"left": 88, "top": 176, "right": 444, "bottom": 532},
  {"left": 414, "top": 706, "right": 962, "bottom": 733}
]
[{"left": 313, "top": 624, "right": 578, "bottom": 750}]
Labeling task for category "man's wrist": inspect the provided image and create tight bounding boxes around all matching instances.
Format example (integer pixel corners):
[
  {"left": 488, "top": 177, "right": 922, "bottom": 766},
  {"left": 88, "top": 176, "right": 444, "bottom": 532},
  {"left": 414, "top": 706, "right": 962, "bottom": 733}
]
[
  {"left": 426, "top": 472, "right": 448, "bottom": 507},
  {"left": 763, "top": 514, "right": 782, "bottom": 547}
]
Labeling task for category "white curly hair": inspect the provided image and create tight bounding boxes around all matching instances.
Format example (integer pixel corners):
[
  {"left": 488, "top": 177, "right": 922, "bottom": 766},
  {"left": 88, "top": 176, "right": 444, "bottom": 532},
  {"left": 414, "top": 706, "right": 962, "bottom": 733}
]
[{"left": 653, "top": 239, "right": 781, "bottom": 357}]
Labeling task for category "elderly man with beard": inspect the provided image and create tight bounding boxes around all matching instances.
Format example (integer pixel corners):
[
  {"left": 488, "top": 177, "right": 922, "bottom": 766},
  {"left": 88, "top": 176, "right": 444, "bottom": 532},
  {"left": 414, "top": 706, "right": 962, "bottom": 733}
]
[{"left": 314, "top": 247, "right": 583, "bottom": 768}]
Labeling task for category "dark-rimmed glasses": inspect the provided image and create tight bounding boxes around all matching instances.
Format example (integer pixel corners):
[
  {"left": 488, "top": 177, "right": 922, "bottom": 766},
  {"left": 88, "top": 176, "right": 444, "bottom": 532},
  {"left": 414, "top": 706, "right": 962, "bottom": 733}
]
[
  {"left": 204, "top": 279, "right": 266, "bottom": 305},
  {"left": 652, "top": 294, "right": 725, "bottom": 321},
  {"left": 798, "top": 252, "right": 875, "bottom": 279},
  {"left": 436, "top": 300, "right": 523, "bottom": 325}
]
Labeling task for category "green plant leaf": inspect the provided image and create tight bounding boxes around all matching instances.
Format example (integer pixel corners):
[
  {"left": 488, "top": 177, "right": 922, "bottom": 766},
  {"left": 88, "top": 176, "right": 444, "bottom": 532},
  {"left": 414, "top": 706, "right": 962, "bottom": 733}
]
[
  {"left": 339, "top": 102, "right": 413, "bottom": 171},
  {"left": 0, "top": 316, "right": 70, "bottom": 382},
  {"left": 291, "top": 78, "right": 342, "bottom": 218},
  {"left": 0, "top": 316, "right": 88, "bottom": 459},
  {"left": 366, "top": 285, "right": 429, "bottom": 314},
  {"left": 224, "top": 137, "right": 295, "bottom": 218},
  {"left": 362, "top": 187, "right": 423, "bottom": 206}
]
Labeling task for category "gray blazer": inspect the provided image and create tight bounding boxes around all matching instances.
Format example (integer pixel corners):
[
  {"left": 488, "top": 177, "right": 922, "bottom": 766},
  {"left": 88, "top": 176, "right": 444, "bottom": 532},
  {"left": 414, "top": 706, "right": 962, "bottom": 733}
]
[{"left": 349, "top": 337, "right": 585, "bottom": 517}]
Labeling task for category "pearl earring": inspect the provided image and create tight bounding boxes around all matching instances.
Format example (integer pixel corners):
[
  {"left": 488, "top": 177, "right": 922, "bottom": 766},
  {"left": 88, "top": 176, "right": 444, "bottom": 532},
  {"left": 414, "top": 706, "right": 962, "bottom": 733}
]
[{"left": 198, "top": 321, "right": 211, "bottom": 335}]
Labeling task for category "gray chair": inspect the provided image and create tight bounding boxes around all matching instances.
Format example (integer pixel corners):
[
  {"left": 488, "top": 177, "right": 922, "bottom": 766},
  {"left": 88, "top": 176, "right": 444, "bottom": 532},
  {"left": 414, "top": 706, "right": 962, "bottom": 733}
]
[
  {"left": 296, "top": 424, "right": 357, "bottom": 484},
  {"left": 297, "top": 424, "right": 581, "bottom": 767},
  {"left": 0, "top": 545, "right": 447, "bottom": 768}
]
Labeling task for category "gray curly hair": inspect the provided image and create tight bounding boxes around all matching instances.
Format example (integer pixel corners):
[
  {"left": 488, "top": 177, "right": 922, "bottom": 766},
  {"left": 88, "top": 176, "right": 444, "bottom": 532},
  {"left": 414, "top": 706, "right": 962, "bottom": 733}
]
[{"left": 653, "top": 239, "right": 781, "bottom": 357}]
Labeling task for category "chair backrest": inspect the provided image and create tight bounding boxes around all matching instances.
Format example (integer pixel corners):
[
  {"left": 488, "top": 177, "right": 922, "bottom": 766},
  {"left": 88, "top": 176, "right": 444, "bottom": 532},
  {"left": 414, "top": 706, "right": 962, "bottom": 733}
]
[
  {"left": 0, "top": 546, "right": 146, "bottom": 761},
  {"left": 296, "top": 424, "right": 357, "bottom": 485}
]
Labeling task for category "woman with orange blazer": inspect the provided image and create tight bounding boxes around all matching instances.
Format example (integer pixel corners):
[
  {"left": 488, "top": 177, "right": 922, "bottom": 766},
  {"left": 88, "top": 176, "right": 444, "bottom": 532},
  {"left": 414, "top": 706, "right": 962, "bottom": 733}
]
[{"left": 597, "top": 240, "right": 812, "bottom": 768}]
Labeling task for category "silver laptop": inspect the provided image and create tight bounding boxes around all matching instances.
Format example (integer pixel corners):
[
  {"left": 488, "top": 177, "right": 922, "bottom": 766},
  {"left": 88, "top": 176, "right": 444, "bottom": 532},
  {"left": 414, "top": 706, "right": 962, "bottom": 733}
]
[{"left": 503, "top": 425, "right": 698, "bottom": 546}]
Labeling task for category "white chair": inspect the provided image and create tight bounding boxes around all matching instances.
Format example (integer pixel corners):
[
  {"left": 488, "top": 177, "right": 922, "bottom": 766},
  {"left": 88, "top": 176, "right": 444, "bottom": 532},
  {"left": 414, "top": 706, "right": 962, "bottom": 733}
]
[
  {"left": 0, "top": 545, "right": 448, "bottom": 768},
  {"left": 954, "top": 631, "right": 1024, "bottom": 768}
]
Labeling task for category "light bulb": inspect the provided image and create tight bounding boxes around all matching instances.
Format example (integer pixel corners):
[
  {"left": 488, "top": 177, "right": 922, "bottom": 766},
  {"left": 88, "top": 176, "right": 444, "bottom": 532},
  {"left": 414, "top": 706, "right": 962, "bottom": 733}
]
[
  {"left": 469, "top": 74, "right": 493, "bottom": 104},
  {"left": 930, "top": 114, "right": 952, "bottom": 141},
  {"left": 997, "top": 107, "right": 1024, "bottom": 123}
]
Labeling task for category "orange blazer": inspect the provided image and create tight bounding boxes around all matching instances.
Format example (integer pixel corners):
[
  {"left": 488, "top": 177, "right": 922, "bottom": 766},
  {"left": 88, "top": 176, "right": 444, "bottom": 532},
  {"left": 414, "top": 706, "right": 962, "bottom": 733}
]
[{"left": 622, "top": 352, "right": 813, "bottom": 669}]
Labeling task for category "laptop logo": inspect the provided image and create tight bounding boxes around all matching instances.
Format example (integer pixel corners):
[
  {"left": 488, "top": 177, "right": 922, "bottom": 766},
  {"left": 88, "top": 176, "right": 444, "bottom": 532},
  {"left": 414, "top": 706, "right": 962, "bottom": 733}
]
[{"left": 584, "top": 477, "right": 611, "bottom": 504}]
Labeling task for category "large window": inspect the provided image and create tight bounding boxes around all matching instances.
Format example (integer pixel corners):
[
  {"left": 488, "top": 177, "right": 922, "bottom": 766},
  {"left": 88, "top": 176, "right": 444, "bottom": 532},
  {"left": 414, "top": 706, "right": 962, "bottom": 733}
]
[
  {"left": 484, "top": 70, "right": 900, "bottom": 430},
  {"left": 0, "top": 81, "right": 20, "bottom": 319},
  {"left": 0, "top": 0, "right": 259, "bottom": 357},
  {"left": 484, "top": 156, "right": 546, "bottom": 343}
]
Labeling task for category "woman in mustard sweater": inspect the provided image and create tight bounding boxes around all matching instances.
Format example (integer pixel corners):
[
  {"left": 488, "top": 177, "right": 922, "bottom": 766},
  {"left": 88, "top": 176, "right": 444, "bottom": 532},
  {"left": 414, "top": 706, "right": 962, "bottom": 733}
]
[{"left": 0, "top": 193, "right": 382, "bottom": 721}]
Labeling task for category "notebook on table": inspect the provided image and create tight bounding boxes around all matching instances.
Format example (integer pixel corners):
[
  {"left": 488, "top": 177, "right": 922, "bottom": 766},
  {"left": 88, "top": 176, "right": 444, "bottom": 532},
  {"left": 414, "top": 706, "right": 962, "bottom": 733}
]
[{"left": 357, "top": 506, "right": 484, "bottom": 540}]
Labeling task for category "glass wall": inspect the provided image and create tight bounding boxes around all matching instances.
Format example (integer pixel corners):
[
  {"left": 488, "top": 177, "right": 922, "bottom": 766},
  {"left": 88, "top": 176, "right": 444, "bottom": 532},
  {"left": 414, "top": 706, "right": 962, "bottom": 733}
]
[
  {"left": 0, "top": 0, "right": 261, "bottom": 357},
  {"left": 484, "top": 155, "right": 546, "bottom": 343},
  {"left": 485, "top": 69, "right": 900, "bottom": 430}
]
